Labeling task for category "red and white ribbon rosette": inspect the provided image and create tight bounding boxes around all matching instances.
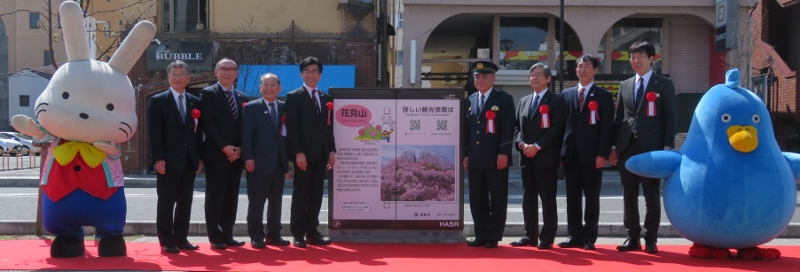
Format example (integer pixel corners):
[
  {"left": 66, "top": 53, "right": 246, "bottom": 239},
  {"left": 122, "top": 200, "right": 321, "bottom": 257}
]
[
  {"left": 191, "top": 109, "right": 201, "bottom": 133},
  {"left": 485, "top": 110, "right": 496, "bottom": 134},
  {"left": 242, "top": 102, "right": 246, "bottom": 109},
  {"left": 539, "top": 105, "right": 550, "bottom": 128},
  {"left": 326, "top": 102, "right": 334, "bottom": 125},
  {"left": 280, "top": 115, "right": 287, "bottom": 137},
  {"left": 588, "top": 101, "right": 598, "bottom": 125},
  {"left": 646, "top": 91, "right": 657, "bottom": 116}
]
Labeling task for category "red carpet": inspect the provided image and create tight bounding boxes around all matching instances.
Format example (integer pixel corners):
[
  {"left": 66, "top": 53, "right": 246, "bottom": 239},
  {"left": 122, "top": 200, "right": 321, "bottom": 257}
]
[{"left": 1, "top": 240, "right": 800, "bottom": 271}]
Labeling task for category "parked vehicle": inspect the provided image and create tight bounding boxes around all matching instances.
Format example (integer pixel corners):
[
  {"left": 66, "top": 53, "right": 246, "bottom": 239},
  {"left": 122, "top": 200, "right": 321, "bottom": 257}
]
[
  {"left": 0, "top": 132, "right": 40, "bottom": 155},
  {"left": 0, "top": 138, "right": 23, "bottom": 156}
]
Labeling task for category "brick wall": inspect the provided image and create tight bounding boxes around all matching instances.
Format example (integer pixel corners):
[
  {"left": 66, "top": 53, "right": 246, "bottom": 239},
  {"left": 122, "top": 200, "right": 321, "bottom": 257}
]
[{"left": 751, "top": 0, "right": 800, "bottom": 149}]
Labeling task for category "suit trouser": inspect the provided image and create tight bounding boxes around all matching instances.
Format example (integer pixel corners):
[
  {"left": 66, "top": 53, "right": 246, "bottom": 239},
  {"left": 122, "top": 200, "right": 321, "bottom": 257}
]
[
  {"left": 204, "top": 160, "right": 244, "bottom": 243},
  {"left": 563, "top": 164, "right": 602, "bottom": 243},
  {"left": 246, "top": 170, "right": 286, "bottom": 242},
  {"left": 156, "top": 162, "right": 196, "bottom": 246},
  {"left": 618, "top": 138, "right": 661, "bottom": 242},
  {"left": 520, "top": 163, "right": 558, "bottom": 243},
  {"left": 290, "top": 158, "right": 327, "bottom": 239},
  {"left": 468, "top": 167, "right": 509, "bottom": 242}
]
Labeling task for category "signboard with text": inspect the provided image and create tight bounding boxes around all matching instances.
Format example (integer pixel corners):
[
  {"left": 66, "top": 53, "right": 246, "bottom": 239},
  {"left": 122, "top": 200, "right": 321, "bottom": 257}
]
[
  {"left": 145, "top": 41, "right": 214, "bottom": 71},
  {"left": 329, "top": 89, "right": 464, "bottom": 240}
]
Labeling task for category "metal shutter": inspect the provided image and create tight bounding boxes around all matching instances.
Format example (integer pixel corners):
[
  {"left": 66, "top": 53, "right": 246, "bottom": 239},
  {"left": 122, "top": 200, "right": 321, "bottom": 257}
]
[{"left": 667, "top": 17, "right": 710, "bottom": 94}]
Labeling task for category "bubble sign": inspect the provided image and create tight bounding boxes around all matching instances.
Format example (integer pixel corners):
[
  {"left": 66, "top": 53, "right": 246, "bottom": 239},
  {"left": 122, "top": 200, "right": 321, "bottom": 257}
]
[{"left": 335, "top": 104, "right": 372, "bottom": 127}]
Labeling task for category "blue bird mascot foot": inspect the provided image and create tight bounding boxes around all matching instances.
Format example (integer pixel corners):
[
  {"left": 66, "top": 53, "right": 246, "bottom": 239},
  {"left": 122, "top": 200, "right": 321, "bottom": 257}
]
[
  {"left": 737, "top": 247, "right": 781, "bottom": 260},
  {"left": 689, "top": 243, "right": 731, "bottom": 259}
]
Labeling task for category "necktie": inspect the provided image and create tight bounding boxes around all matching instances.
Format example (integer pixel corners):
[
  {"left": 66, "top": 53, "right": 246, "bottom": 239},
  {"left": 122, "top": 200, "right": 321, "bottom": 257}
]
[
  {"left": 634, "top": 77, "right": 645, "bottom": 110},
  {"left": 177, "top": 94, "right": 186, "bottom": 123},
  {"left": 312, "top": 89, "right": 320, "bottom": 113},
  {"left": 269, "top": 102, "right": 278, "bottom": 128},
  {"left": 225, "top": 90, "right": 238, "bottom": 119},
  {"left": 577, "top": 88, "right": 585, "bottom": 111},
  {"left": 478, "top": 94, "right": 485, "bottom": 113},
  {"left": 530, "top": 94, "right": 540, "bottom": 115}
]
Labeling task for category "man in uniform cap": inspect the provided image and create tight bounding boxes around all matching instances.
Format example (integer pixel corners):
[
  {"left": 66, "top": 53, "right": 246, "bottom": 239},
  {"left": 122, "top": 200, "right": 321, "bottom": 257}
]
[{"left": 462, "top": 61, "right": 516, "bottom": 248}]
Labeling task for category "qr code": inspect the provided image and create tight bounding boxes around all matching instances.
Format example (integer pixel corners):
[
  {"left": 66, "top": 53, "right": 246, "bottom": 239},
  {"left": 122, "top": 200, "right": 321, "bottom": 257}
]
[
  {"left": 410, "top": 119, "right": 421, "bottom": 131},
  {"left": 436, "top": 120, "right": 447, "bottom": 131}
]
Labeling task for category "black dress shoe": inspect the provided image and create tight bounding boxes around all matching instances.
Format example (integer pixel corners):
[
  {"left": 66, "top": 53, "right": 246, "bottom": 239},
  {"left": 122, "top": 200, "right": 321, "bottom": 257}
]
[
  {"left": 583, "top": 242, "right": 596, "bottom": 250},
  {"left": 510, "top": 237, "right": 532, "bottom": 247},
  {"left": 306, "top": 233, "right": 332, "bottom": 246},
  {"left": 251, "top": 240, "right": 267, "bottom": 249},
  {"left": 485, "top": 241, "right": 498, "bottom": 248},
  {"left": 210, "top": 242, "right": 227, "bottom": 250},
  {"left": 176, "top": 241, "right": 199, "bottom": 250},
  {"left": 537, "top": 241, "right": 553, "bottom": 250},
  {"left": 265, "top": 236, "right": 291, "bottom": 246},
  {"left": 557, "top": 238, "right": 584, "bottom": 248},
  {"left": 644, "top": 240, "right": 658, "bottom": 254},
  {"left": 161, "top": 245, "right": 180, "bottom": 254},
  {"left": 616, "top": 238, "right": 642, "bottom": 252},
  {"left": 467, "top": 239, "right": 485, "bottom": 247},
  {"left": 224, "top": 239, "right": 245, "bottom": 247},
  {"left": 293, "top": 239, "right": 307, "bottom": 248}
]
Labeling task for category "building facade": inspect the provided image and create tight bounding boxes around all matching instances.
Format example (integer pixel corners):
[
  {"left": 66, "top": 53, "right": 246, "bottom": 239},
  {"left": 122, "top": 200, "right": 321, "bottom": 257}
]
[{"left": 752, "top": 0, "right": 800, "bottom": 151}]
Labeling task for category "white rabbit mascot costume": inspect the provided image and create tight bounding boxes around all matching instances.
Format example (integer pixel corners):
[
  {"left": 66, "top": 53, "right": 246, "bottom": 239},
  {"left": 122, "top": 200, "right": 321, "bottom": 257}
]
[{"left": 11, "top": 2, "right": 154, "bottom": 258}]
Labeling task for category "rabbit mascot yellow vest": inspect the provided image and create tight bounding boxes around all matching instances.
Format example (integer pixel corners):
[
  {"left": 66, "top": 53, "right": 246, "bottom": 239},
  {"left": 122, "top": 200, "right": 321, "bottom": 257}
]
[{"left": 11, "top": 1, "right": 154, "bottom": 258}]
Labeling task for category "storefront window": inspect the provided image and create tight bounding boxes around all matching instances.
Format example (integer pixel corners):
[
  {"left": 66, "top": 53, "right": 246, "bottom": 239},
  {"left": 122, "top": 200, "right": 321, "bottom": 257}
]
[
  {"left": 604, "top": 18, "right": 663, "bottom": 74},
  {"left": 499, "top": 17, "right": 548, "bottom": 70},
  {"left": 554, "top": 20, "right": 583, "bottom": 76}
]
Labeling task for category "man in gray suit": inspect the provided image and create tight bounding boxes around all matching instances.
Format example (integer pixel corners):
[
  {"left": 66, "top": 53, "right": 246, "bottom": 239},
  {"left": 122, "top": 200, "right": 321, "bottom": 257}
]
[
  {"left": 610, "top": 41, "right": 676, "bottom": 254},
  {"left": 242, "top": 73, "right": 291, "bottom": 248}
]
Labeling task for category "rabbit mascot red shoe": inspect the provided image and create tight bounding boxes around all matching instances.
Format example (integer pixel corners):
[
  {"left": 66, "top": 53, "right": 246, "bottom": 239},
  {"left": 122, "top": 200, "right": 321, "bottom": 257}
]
[{"left": 11, "top": 1, "right": 154, "bottom": 258}]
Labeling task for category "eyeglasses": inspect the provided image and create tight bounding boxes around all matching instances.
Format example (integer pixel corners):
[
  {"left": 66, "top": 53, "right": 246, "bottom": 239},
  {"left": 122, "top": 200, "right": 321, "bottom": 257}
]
[
  {"left": 169, "top": 73, "right": 189, "bottom": 78},
  {"left": 217, "top": 67, "right": 238, "bottom": 72},
  {"left": 261, "top": 83, "right": 279, "bottom": 88}
]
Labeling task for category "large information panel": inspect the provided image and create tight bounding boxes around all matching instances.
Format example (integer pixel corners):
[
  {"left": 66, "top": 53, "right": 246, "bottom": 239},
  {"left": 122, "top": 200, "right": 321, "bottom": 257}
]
[{"left": 329, "top": 89, "right": 464, "bottom": 241}]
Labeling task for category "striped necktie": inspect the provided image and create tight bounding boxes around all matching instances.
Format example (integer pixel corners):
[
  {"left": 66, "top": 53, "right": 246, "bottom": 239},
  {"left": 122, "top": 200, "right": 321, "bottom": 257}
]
[{"left": 225, "top": 90, "right": 238, "bottom": 119}]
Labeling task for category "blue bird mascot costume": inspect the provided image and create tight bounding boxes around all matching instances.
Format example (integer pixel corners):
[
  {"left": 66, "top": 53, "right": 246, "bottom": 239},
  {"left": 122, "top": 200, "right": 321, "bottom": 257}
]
[
  {"left": 10, "top": 2, "right": 155, "bottom": 258},
  {"left": 625, "top": 69, "right": 800, "bottom": 260}
]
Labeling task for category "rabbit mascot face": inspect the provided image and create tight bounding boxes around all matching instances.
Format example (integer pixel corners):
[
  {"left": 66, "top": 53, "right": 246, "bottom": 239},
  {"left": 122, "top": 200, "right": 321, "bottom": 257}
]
[{"left": 11, "top": 2, "right": 154, "bottom": 258}]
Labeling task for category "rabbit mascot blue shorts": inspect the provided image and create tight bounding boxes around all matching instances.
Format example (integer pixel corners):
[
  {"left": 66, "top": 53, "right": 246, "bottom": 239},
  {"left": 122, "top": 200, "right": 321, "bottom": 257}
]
[
  {"left": 11, "top": 1, "right": 155, "bottom": 258},
  {"left": 625, "top": 69, "right": 800, "bottom": 260}
]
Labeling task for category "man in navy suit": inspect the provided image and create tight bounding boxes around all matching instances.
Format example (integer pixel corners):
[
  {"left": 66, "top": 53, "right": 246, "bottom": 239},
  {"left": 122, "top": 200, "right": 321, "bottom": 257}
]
[
  {"left": 557, "top": 55, "right": 614, "bottom": 250},
  {"left": 285, "top": 57, "right": 336, "bottom": 248},
  {"left": 462, "top": 61, "right": 516, "bottom": 249},
  {"left": 147, "top": 60, "right": 203, "bottom": 254},
  {"left": 199, "top": 58, "right": 249, "bottom": 249},
  {"left": 242, "top": 73, "right": 291, "bottom": 248},
  {"left": 610, "top": 41, "right": 676, "bottom": 254},
  {"left": 511, "top": 63, "right": 566, "bottom": 249}
]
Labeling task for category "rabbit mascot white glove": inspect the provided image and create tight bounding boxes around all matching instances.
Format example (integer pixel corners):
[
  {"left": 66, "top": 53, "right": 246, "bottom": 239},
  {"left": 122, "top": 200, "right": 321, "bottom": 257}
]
[{"left": 11, "top": 1, "right": 154, "bottom": 258}]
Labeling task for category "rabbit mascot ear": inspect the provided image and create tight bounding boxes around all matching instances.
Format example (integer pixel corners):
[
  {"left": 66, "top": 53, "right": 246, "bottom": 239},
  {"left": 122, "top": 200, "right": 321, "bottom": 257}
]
[{"left": 10, "top": 1, "right": 155, "bottom": 258}]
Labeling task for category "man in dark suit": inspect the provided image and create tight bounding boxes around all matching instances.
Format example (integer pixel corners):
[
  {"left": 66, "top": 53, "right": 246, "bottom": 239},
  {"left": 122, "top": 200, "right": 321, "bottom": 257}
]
[
  {"left": 462, "top": 61, "right": 516, "bottom": 249},
  {"left": 285, "top": 56, "right": 336, "bottom": 248},
  {"left": 242, "top": 73, "right": 291, "bottom": 248},
  {"left": 199, "top": 58, "right": 249, "bottom": 249},
  {"left": 557, "top": 55, "right": 614, "bottom": 250},
  {"left": 511, "top": 63, "right": 566, "bottom": 249},
  {"left": 148, "top": 60, "right": 203, "bottom": 254},
  {"left": 609, "top": 41, "right": 676, "bottom": 254}
]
